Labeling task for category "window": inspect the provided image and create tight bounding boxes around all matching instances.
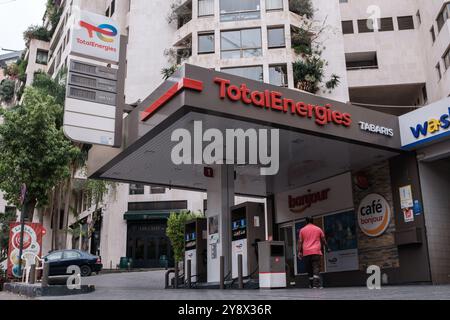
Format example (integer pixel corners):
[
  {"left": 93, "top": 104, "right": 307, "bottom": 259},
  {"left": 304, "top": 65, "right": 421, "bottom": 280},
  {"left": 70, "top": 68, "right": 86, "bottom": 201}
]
[
  {"left": 443, "top": 47, "right": 450, "bottom": 70},
  {"left": 397, "top": 16, "right": 414, "bottom": 30},
  {"left": 221, "top": 66, "right": 263, "bottom": 82},
  {"left": 436, "top": 63, "right": 442, "bottom": 80},
  {"left": 357, "top": 19, "right": 374, "bottom": 33},
  {"left": 378, "top": 17, "right": 394, "bottom": 32},
  {"left": 46, "top": 252, "right": 63, "bottom": 261},
  {"left": 198, "top": 32, "right": 215, "bottom": 54},
  {"left": 110, "top": 0, "right": 116, "bottom": 16},
  {"left": 345, "top": 52, "right": 378, "bottom": 70},
  {"left": 221, "top": 28, "right": 262, "bottom": 59},
  {"left": 341, "top": 20, "right": 354, "bottom": 34},
  {"left": 220, "top": 0, "right": 261, "bottom": 22},
  {"left": 63, "top": 251, "right": 81, "bottom": 259},
  {"left": 269, "top": 64, "right": 288, "bottom": 87},
  {"left": 5, "top": 206, "right": 16, "bottom": 216},
  {"left": 199, "top": 0, "right": 214, "bottom": 17},
  {"left": 150, "top": 186, "right": 166, "bottom": 194},
  {"left": 437, "top": 3, "right": 450, "bottom": 32},
  {"left": 431, "top": 26, "right": 436, "bottom": 43},
  {"left": 266, "top": 0, "right": 283, "bottom": 11},
  {"left": 416, "top": 10, "right": 421, "bottom": 25},
  {"left": 267, "top": 26, "right": 285, "bottom": 48},
  {"left": 129, "top": 184, "right": 145, "bottom": 195},
  {"left": 422, "top": 86, "right": 428, "bottom": 103},
  {"left": 36, "top": 49, "right": 48, "bottom": 65}
]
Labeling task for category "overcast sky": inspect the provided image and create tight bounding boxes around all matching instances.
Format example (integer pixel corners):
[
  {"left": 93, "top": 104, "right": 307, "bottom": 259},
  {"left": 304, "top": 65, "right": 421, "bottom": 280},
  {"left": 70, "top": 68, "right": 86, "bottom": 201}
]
[{"left": 0, "top": 0, "right": 47, "bottom": 55}]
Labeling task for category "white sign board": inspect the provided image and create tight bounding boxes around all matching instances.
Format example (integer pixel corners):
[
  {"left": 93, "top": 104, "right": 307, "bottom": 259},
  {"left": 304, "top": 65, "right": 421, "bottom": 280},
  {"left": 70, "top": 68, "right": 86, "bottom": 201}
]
[
  {"left": 399, "top": 97, "right": 450, "bottom": 149},
  {"left": 70, "top": 8, "right": 120, "bottom": 63},
  {"left": 275, "top": 172, "right": 354, "bottom": 224}
]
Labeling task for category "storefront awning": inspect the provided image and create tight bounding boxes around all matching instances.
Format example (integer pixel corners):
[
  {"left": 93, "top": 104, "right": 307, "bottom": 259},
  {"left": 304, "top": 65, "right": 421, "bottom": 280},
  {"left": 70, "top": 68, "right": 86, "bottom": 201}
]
[{"left": 123, "top": 209, "right": 182, "bottom": 221}]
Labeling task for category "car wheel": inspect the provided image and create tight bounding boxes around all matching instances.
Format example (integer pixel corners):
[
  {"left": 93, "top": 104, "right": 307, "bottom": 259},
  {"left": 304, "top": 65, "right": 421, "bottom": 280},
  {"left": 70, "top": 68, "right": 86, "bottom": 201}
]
[{"left": 80, "top": 265, "right": 92, "bottom": 277}]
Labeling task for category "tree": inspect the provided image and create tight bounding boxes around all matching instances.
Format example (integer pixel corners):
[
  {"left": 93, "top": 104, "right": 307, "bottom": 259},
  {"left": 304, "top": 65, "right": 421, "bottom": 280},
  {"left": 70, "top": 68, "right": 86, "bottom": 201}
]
[
  {"left": 0, "top": 87, "right": 79, "bottom": 219},
  {"left": 166, "top": 211, "right": 204, "bottom": 263},
  {"left": 0, "top": 79, "right": 15, "bottom": 103},
  {"left": 0, "top": 210, "right": 17, "bottom": 263}
]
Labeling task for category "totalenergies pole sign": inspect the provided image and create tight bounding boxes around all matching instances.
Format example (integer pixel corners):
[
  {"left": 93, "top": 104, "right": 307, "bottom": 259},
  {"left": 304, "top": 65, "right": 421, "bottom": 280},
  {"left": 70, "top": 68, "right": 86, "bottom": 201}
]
[
  {"left": 358, "top": 194, "right": 391, "bottom": 237},
  {"left": 7, "top": 223, "right": 44, "bottom": 278},
  {"left": 70, "top": 8, "right": 120, "bottom": 63}
]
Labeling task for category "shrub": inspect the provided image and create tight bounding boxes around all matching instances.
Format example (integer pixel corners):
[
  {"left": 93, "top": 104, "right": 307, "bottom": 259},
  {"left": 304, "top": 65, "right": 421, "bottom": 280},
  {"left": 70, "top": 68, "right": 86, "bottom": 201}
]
[
  {"left": 23, "top": 25, "right": 51, "bottom": 43},
  {"left": 289, "top": 0, "right": 314, "bottom": 19},
  {"left": 0, "top": 79, "right": 16, "bottom": 103}
]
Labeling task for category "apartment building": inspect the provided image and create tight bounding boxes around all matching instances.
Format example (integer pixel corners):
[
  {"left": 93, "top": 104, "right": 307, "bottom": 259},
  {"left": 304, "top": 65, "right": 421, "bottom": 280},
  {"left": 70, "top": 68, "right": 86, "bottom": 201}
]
[{"left": 17, "top": 0, "right": 450, "bottom": 273}]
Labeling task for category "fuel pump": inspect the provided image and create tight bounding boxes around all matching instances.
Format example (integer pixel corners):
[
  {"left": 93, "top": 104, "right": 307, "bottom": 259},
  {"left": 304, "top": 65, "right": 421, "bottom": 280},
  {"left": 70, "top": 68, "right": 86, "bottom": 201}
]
[
  {"left": 231, "top": 202, "right": 265, "bottom": 280},
  {"left": 184, "top": 218, "right": 207, "bottom": 283}
]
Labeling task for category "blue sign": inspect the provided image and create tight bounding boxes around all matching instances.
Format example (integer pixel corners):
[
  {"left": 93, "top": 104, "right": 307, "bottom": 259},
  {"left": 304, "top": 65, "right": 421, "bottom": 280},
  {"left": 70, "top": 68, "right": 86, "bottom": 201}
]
[{"left": 413, "top": 200, "right": 422, "bottom": 216}]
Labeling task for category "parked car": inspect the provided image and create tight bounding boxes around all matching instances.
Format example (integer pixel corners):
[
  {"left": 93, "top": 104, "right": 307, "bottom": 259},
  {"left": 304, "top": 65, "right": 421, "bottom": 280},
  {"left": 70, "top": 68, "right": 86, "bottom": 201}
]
[{"left": 43, "top": 250, "right": 102, "bottom": 277}]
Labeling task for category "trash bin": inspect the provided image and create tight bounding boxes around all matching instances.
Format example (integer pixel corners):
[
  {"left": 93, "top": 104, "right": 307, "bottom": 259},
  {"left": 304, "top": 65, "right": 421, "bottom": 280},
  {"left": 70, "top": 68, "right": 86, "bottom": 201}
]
[
  {"left": 119, "top": 257, "right": 132, "bottom": 269},
  {"left": 159, "top": 255, "right": 169, "bottom": 269}
]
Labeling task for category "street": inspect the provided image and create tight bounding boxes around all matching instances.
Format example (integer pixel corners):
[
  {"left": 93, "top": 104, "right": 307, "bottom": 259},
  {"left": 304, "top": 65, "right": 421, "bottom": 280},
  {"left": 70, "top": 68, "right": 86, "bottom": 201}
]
[{"left": 1, "top": 271, "right": 450, "bottom": 300}]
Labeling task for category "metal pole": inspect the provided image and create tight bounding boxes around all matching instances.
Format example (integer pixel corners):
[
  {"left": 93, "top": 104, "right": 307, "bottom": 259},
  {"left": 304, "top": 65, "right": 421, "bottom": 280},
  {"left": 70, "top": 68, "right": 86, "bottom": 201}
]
[
  {"left": 29, "top": 264, "right": 36, "bottom": 284},
  {"left": 42, "top": 263, "right": 50, "bottom": 288},
  {"left": 17, "top": 200, "right": 27, "bottom": 278},
  {"left": 187, "top": 259, "right": 191, "bottom": 288},
  {"left": 220, "top": 256, "right": 225, "bottom": 290},
  {"left": 238, "top": 254, "right": 243, "bottom": 289}
]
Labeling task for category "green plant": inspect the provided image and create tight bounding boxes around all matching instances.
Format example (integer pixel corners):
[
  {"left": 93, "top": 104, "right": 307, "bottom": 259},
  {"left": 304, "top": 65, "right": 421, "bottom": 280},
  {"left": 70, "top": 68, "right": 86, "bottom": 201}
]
[
  {"left": 0, "top": 79, "right": 15, "bottom": 103},
  {"left": 23, "top": 25, "right": 51, "bottom": 43},
  {"left": 291, "top": 26, "right": 313, "bottom": 56},
  {"left": 3, "top": 64, "right": 19, "bottom": 78},
  {"left": 0, "top": 87, "right": 80, "bottom": 219},
  {"left": 166, "top": 211, "right": 204, "bottom": 263},
  {"left": 0, "top": 210, "right": 17, "bottom": 264},
  {"left": 161, "top": 65, "right": 179, "bottom": 80},
  {"left": 289, "top": 0, "right": 314, "bottom": 19},
  {"left": 46, "top": 0, "right": 62, "bottom": 37}
]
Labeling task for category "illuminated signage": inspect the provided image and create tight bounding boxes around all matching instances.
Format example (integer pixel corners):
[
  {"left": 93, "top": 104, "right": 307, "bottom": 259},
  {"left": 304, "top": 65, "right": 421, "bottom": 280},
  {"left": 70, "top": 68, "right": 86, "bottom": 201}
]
[
  {"left": 358, "top": 194, "right": 391, "bottom": 237},
  {"left": 359, "top": 121, "right": 394, "bottom": 137},
  {"left": 70, "top": 9, "right": 120, "bottom": 63},
  {"left": 214, "top": 78, "right": 352, "bottom": 128},
  {"left": 399, "top": 97, "right": 450, "bottom": 149},
  {"left": 288, "top": 189, "right": 331, "bottom": 214}
]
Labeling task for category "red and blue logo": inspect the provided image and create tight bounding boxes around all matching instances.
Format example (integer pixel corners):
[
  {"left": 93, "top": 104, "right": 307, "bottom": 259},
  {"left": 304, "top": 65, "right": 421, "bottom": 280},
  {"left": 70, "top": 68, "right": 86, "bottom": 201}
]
[{"left": 80, "top": 20, "right": 118, "bottom": 43}]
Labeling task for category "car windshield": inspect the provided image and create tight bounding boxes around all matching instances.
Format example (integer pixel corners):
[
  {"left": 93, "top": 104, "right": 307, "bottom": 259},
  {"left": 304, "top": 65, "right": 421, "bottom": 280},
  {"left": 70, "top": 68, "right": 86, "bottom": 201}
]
[{"left": 64, "top": 251, "right": 82, "bottom": 259}]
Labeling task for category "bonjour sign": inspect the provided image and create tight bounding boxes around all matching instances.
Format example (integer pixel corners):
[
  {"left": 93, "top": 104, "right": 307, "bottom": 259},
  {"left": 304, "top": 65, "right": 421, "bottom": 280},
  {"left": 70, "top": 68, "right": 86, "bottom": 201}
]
[{"left": 288, "top": 188, "right": 331, "bottom": 214}]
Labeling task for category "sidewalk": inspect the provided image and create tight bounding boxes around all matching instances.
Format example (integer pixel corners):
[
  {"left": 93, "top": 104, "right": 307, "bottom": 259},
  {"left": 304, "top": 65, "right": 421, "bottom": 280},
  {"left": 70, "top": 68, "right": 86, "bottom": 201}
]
[{"left": 1, "top": 271, "right": 449, "bottom": 300}]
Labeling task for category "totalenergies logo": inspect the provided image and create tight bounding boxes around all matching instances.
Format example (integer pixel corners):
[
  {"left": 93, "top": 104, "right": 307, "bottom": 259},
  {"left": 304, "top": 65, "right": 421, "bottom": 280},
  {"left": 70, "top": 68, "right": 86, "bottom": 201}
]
[
  {"left": 358, "top": 194, "right": 391, "bottom": 237},
  {"left": 80, "top": 20, "right": 118, "bottom": 43}
]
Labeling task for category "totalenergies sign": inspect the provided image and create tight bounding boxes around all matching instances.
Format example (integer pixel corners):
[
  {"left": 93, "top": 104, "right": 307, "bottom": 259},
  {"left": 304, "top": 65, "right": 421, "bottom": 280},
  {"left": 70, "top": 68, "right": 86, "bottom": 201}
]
[
  {"left": 399, "top": 97, "right": 450, "bottom": 149},
  {"left": 70, "top": 9, "right": 120, "bottom": 63},
  {"left": 358, "top": 194, "right": 391, "bottom": 237}
]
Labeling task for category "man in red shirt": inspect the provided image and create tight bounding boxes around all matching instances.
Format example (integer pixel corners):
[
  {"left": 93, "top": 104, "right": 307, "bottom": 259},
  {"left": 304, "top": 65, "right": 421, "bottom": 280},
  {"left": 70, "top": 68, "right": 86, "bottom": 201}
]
[{"left": 298, "top": 217, "right": 329, "bottom": 289}]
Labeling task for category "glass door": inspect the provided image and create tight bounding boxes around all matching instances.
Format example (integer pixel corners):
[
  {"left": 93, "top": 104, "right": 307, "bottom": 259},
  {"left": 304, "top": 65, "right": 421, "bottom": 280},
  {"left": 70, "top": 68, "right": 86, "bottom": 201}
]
[{"left": 279, "top": 224, "right": 295, "bottom": 284}]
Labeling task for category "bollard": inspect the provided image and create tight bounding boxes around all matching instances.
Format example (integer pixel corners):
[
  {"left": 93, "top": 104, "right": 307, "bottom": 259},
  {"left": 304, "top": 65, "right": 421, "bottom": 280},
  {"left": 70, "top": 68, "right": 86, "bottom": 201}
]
[
  {"left": 165, "top": 269, "right": 175, "bottom": 289},
  {"left": 174, "top": 262, "right": 179, "bottom": 289},
  {"left": 29, "top": 264, "right": 36, "bottom": 284},
  {"left": 187, "top": 260, "right": 191, "bottom": 288},
  {"left": 42, "top": 263, "right": 50, "bottom": 288},
  {"left": 238, "top": 254, "right": 243, "bottom": 289},
  {"left": 220, "top": 256, "right": 225, "bottom": 290}
]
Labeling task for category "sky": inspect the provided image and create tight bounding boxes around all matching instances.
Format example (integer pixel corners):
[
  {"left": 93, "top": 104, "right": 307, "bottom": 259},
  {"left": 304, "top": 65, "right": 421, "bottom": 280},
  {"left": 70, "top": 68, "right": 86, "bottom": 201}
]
[{"left": 0, "top": 0, "right": 47, "bottom": 55}]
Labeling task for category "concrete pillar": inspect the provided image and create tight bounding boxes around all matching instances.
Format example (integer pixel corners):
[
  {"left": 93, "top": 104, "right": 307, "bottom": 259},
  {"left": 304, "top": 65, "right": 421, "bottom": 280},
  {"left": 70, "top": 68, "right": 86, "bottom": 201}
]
[{"left": 206, "top": 164, "right": 235, "bottom": 283}]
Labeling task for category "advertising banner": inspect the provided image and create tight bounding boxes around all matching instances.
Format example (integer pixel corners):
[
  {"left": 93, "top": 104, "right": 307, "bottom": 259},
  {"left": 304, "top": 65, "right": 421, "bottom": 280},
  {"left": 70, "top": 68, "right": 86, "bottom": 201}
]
[
  {"left": 7, "top": 223, "right": 44, "bottom": 278},
  {"left": 323, "top": 211, "right": 359, "bottom": 273}
]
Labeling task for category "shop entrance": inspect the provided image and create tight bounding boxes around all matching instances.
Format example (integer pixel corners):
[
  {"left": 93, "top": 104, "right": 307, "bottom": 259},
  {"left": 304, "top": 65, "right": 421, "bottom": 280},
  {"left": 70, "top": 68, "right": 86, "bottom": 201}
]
[
  {"left": 279, "top": 224, "right": 295, "bottom": 284},
  {"left": 126, "top": 221, "right": 173, "bottom": 269}
]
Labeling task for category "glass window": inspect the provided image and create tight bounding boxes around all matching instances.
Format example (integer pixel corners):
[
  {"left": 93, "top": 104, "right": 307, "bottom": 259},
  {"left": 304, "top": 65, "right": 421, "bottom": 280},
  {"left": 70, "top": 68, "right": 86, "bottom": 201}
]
[
  {"left": 220, "top": 0, "right": 261, "bottom": 22},
  {"left": 221, "top": 66, "right": 263, "bottom": 82},
  {"left": 199, "top": 0, "right": 214, "bottom": 17},
  {"left": 444, "top": 48, "right": 450, "bottom": 70},
  {"left": 221, "top": 28, "right": 262, "bottom": 59},
  {"left": 46, "top": 252, "right": 63, "bottom": 261},
  {"left": 341, "top": 20, "right": 354, "bottom": 34},
  {"left": 36, "top": 50, "right": 48, "bottom": 65},
  {"left": 147, "top": 238, "right": 157, "bottom": 259},
  {"left": 135, "top": 238, "right": 145, "bottom": 260},
  {"left": 198, "top": 33, "right": 215, "bottom": 54},
  {"left": 266, "top": 0, "right": 283, "bottom": 11},
  {"left": 129, "top": 184, "right": 145, "bottom": 195},
  {"left": 64, "top": 251, "right": 81, "bottom": 259},
  {"left": 150, "top": 186, "right": 166, "bottom": 194},
  {"left": 397, "top": 16, "right": 414, "bottom": 30},
  {"left": 269, "top": 64, "right": 288, "bottom": 87},
  {"left": 268, "top": 26, "right": 285, "bottom": 48}
]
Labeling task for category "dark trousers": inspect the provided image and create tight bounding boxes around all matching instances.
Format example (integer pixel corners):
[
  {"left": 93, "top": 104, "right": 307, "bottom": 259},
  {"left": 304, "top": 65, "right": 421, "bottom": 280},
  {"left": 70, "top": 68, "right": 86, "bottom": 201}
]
[{"left": 303, "top": 255, "right": 322, "bottom": 288}]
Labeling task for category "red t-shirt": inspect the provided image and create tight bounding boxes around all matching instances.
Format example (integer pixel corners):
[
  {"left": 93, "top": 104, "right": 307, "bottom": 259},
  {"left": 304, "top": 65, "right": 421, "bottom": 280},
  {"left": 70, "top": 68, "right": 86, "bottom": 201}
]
[{"left": 299, "top": 224, "right": 325, "bottom": 256}]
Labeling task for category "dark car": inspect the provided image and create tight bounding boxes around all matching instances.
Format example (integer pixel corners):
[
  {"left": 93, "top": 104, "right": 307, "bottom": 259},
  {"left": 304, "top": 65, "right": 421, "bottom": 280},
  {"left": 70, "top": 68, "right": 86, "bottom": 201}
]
[{"left": 44, "top": 250, "right": 103, "bottom": 277}]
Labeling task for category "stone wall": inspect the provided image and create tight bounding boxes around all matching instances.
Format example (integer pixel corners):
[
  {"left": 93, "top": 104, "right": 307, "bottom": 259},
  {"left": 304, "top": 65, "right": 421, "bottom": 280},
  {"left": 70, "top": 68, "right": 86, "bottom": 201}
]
[{"left": 352, "top": 161, "right": 400, "bottom": 270}]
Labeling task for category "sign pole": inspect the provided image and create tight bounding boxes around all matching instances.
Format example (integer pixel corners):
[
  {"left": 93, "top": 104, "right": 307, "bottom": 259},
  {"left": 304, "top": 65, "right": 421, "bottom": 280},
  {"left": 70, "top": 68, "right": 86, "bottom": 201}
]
[{"left": 17, "top": 184, "right": 27, "bottom": 278}]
